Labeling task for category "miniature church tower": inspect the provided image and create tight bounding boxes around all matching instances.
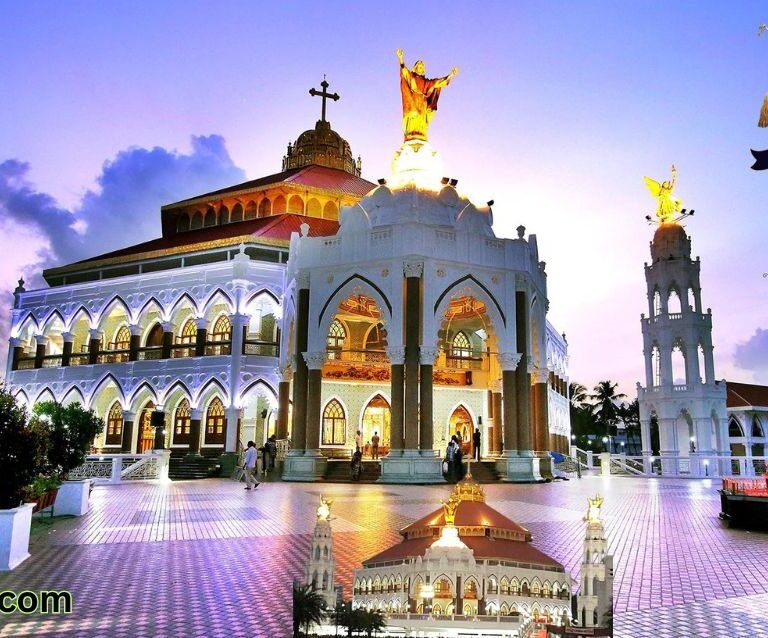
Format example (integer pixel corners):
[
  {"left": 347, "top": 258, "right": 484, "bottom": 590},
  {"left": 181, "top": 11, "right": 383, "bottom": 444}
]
[
  {"left": 637, "top": 173, "right": 728, "bottom": 477},
  {"left": 577, "top": 496, "right": 613, "bottom": 630},
  {"left": 305, "top": 496, "right": 338, "bottom": 609}
]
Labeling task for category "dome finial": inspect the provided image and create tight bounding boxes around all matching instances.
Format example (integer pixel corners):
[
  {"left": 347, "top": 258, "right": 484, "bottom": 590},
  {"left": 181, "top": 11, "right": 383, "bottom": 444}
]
[{"left": 308, "top": 77, "right": 339, "bottom": 123}]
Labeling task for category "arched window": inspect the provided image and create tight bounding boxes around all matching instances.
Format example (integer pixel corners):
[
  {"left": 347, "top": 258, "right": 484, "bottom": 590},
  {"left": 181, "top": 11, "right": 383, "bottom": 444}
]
[
  {"left": 323, "top": 201, "right": 338, "bottom": 219},
  {"left": 204, "top": 207, "right": 216, "bottom": 227},
  {"left": 487, "top": 577, "right": 498, "bottom": 595},
  {"left": 500, "top": 577, "right": 509, "bottom": 595},
  {"left": 288, "top": 195, "right": 304, "bottom": 214},
  {"left": 464, "top": 579, "right": 478, "bottom": 599},
  {"left": 190, "top": 210, "right": 203, "bottom": 230},
  {"left": 521, "top": 581, "right": 530, "bottom": 596},
  {"left": 531, "top": 580, "right": 541, "bottom": 596},
  {"left": 173, "top": 399, "right": 191, "bottom": 444},
  {"left": 434, "top": 577, "right": 452, "bottom": 597},
  {"left": 322, "top": 399, "right": 346, "bottom": 445},
  {"left": 219, "top": 206, "right": 230, "bottom": 225},
  {"left": 245, "top": 201, "right": 258, "bottom": 220},
  {"left": 178, "top": 319, "right": 197, "bottom": 344},
  {"left": 113, "top": 325, "right": 131, "bottom": 350},
  {"left": 653, "top": 289, "right": 662, "bottom": 316},
  {"left": 752, "top": 416, "right": 764, "bottom": 438},
  {"left": 651, "top": 344, "right": 661, "bottom": 386},
  {"left": 272, "top": 195, "right": 286, "bottom": 215},
  {"left": 668, "top": 288, "right": 682, "bottom": 314},
  {"left": 258, "top": 198, "right": 271, "bottom": 217},
  {"left": 231, "top": 203, "right": 243, "bottom": 223},
  {"left": 729, "top": 417, "right": 744, "bottom": 438},
  {"left": 449, "top": 331, "right": 475, "bottom": 368},
  {"left": 105, "top": 401, "right": 123, "bottom": 446},
  {"left": 326, "top": 320, "right": 346, "bottom": 359},
  {"left": 145, "top": 323, "right": 164, "bottom": 350},
  {"left": 306, "top": 198, "right": 322, "bottom": 218},
  {"left": 211, "top": 314, "right": 231, "bottom": 338},
  {"left": 177, "top": 214, "right": 190, "bottom": 232},
  {"left": 205, "top": 397, "right": 226, "bottom": 445}
]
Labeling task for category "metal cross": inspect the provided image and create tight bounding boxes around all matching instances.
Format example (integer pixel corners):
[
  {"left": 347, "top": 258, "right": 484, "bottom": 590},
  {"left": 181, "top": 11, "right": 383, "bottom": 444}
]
[{"left": 309, "top": 77, "right": 339, "bottom": 122}]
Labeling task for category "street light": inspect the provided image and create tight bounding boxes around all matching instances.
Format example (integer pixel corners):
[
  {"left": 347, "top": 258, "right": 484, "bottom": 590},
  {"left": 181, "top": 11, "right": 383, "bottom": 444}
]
[
  {"left": 690, "top": 436, "right": 696, "bottom": 453},
  {"left": 602, "top": 436, "right": 609, "bottom": 453}
]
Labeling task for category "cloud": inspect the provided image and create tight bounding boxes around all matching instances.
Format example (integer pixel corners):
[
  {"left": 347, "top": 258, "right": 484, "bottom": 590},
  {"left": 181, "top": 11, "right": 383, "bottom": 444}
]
[
  {"left": 733, "top": 328, "right": 768, "bottom": 382},
  {"left": 0, "top": 135, "right": 246, "bottom": 376}
]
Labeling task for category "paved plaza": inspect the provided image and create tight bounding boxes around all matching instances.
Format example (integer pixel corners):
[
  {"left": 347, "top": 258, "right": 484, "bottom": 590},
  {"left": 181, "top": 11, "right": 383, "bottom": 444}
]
[{"left": 1, "top": 475, "right": 767, "bottom": 638}]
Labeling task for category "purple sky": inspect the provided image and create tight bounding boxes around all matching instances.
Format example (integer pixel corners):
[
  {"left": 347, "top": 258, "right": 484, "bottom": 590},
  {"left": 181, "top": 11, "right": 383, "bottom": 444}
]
[{"left": 1, "top": 1, "right": 767, "bottom": 394}]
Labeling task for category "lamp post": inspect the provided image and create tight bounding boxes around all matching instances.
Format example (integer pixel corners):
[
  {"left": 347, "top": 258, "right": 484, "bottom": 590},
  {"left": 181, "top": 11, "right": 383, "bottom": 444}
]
[
  {"left": 421, "top": 583, "right": 434, "bottom": 616},
  {"left": 690, "top": 436, "right": 696, "bottom": 453},
  {"left": 602, "top": 436, "right": 609, "bottom": 453}
]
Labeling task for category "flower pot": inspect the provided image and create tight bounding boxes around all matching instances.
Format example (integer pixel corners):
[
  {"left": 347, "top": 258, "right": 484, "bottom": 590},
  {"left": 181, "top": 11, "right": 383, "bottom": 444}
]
[
  {"left": 0, "top": 503, "right": 35, "bottom": 571},
  {"left": 32, "top": 487, "right": 59, "bottom": 515},
  {"left": 54, "top": 480, "right": 91, "bottom": 516}
]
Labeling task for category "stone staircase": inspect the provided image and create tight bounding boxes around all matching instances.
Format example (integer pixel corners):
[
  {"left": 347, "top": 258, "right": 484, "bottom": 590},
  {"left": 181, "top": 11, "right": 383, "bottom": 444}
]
[
  {"left": 466, "top": 460, "right": 500, "bottom": 483},
  {"left": 324, "top": 459, "right": 382, "bottom": 483},
  {"left": 169, "top": 456, "right": 222, "bottom": 481}
]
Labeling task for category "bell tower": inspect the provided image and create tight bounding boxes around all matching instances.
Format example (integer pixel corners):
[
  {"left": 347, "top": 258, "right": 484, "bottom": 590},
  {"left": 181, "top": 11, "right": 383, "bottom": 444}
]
[
  {"left": 577, "top": 496, "right": 613, "bottom": 630},
  {"left": 305, "top": 496, "right": 338, "bottom": 609},
  {"left": 637, "top": 218, "right": 728, "bottom": 476}
]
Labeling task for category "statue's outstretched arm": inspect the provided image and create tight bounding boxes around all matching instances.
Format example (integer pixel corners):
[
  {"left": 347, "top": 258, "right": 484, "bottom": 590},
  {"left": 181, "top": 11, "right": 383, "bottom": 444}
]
[{"left": 432, "top": 67, "right": 459, "bottom": 89}]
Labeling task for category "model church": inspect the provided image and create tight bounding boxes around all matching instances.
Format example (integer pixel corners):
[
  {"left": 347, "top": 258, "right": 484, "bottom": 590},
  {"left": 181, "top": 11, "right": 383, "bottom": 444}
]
[{"left": 5, "top": 64, "right": 572, "bottom": 483}]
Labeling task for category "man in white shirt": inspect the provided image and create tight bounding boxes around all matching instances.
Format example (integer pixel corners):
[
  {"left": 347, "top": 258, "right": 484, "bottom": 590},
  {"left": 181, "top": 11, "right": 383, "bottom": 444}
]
[{"left": 243, "top": 441, "right": 259, "bottom": 490}]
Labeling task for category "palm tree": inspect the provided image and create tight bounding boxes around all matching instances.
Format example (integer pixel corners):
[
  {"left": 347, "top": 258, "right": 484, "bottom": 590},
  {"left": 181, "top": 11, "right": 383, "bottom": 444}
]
[
  {"left": 568, "top": 382, "right": 589, "bottom": 409},
  {"left": 617, "top": 399, "right": 641, "bottom": 453},
  {"left": 590, "top": 381, "right": 627, "bottom": 450},
  {"left": 359, "top": 608, "right": 387, "bottom": 637},
  {"left": 292, "top": 583, "right": 326, "bottom": 638}
]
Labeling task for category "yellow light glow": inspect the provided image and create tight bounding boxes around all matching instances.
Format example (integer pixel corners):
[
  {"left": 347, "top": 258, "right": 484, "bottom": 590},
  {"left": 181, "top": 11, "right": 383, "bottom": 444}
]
[
  {"left": 430, "top": 524, "right": 467, "bottom": 549},
  {"left": 388, "top": 140, "right": 444, "bottom": 192},
  {"left": 586, "top": 494, "right": 604, "bottom": 523},
  {"left": 317, "top": 495, "right": 332, "bottom": 521},
  {"left": 644, "top": 165, "right": 683, "bottom": 224}
]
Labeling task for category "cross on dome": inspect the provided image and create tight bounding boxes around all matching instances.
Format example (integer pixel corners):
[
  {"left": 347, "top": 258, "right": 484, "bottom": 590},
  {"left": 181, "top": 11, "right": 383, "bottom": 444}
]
[{"left": 308, "top": 76, "right": 339, "bottom": 123}]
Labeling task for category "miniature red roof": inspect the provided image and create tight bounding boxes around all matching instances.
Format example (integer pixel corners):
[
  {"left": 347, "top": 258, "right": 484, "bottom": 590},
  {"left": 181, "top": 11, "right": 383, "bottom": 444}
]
[
  {"left": 44, "top": 214, "right": 339, "bottom": 274},
  {"left": 362, "top": 534, "right": 564, "bottom": 569},
  {"left": 402, "top": 500, "right": 531, "bottom": 537},
  {"left": 727, "top": 382, "right": 768, "bottom": 409},
  {"left": 164, "top": 165, "right": 375, "bottom": 207}
]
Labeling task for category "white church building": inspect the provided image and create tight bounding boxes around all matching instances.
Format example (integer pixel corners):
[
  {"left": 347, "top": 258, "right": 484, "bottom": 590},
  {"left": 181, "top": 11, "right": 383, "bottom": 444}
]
[{"left": 4, "top": 82, "right": 571, "bottom": 482}]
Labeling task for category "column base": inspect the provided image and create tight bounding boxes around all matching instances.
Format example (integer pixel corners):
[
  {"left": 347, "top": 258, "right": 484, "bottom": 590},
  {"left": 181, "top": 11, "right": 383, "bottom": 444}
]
[
  {"left": 379, "top": 449, "right": 444, "bottom": 484},
  {"left": 536, "top": 452, "right": 554, "bottom": 481},
  {"left": 218, "top": 452, "right": 240, "bottom": 478},
  {"left": 496, "top": 453, "right": 544, "bottom": 482},
  {"left": 659, "top": 451, "right": 680, "bottom": 476},
  {"left": 281, "top": 450, "right": 328, "bottom": 482}
]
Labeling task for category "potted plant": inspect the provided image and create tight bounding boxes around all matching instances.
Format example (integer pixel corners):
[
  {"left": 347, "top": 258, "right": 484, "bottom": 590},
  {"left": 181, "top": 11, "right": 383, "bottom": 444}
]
[
  {"left": 0, "top": 388, "right": 45, "bottom": 571},
  {"left": 32, "top": 401, "right": 104, "bottom": 517}
]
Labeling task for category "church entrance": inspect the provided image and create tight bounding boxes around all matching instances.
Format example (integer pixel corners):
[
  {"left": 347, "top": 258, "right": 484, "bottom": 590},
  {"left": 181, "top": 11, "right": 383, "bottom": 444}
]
[
  {"left": 138, "top": 402, "right": 155, "bottom": 453},
  {"left": 361, "top": 394, "right": 390, "bottom": 457},
  {"left": 449, "top": 405, "right": 473, "bottom": 455}
]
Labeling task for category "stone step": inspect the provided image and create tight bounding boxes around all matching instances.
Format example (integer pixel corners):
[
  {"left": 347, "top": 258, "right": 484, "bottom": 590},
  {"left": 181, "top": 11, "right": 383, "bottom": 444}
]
[
  {"left": 324, "top": 459, "right": 382, "bottom": 483},
  {"left": 169, "top": 457, "right": 222, "bottom": 481}
]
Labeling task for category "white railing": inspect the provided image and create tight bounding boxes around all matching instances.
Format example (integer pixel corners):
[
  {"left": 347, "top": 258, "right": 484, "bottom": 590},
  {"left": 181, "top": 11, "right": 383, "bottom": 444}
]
[
  {"left": 609, "top": 456, "right": 645, "bottom": 476},
  {"left": 69, "top": 450, "right": 171, "bottom": 484},
  {"left": 570, "top": 447, "right": 594, "bottom": 469}
]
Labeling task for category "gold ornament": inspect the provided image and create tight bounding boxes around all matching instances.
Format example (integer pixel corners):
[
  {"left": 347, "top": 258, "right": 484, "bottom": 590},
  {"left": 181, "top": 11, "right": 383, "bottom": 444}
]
[{"left": 643, "top": 165, "right": 683, "bottom": 224}]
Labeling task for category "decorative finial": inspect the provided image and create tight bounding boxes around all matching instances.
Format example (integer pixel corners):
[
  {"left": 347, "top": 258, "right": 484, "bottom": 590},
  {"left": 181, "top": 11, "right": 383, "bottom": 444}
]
[
  {"left": 441, "top": 493, "right": 460, "bottom": 527},
  {"left": 516, "top": 225, "right": 526, "bottom": 239},
  {"left": 317, "top": 495, "right": 332, "bottom": 521},
  {"left": 300, "top": 222, "right": 310, "bottom": 237},
  {"left": 586, "top": 494, "right": 604, "bottom": 523}
]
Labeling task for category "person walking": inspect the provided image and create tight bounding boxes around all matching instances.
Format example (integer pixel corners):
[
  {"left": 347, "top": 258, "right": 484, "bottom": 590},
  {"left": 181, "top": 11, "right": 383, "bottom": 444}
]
[
  {"left": 473, "top": 427, "right": 481, "bottom": 461},
  {"left": 266, "top": 435, "right": 277, "bottom": 473},
  {"left": 371, "top": 431, "right": 380, "bottom": 460},
  {"left": 355, "top": 430, "right": 362, "bottom": 454},
  {"left": 260, "top": 441, "right": 271, "bottom": 477},
  {"left": 243, "top": 441, "right": 259, "bottom": 490}
]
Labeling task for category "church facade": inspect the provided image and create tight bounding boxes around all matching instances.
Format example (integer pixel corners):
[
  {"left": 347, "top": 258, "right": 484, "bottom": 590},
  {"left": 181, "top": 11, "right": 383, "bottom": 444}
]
[{"left": 4, "top": 84, "right": 571, "bottom": 482}]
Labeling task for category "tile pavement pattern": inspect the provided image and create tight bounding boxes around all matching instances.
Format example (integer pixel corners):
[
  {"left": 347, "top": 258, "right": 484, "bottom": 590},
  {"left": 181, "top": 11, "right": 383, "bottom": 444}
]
[{"left": 1, "top": 475, "right": 767, "bottom": 637}]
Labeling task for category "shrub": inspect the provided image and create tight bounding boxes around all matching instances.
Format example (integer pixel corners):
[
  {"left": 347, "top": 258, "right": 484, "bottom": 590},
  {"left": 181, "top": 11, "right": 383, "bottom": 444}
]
[{"left": 0, "top": 389, "right": 46, "bottom": 509}]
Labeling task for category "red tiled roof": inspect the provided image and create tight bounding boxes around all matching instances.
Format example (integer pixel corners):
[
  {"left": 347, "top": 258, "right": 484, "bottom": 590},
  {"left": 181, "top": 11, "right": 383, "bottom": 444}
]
[
  {"left": 363, "top": 535, "right": 563, "bottom": 569},
  {"left": 402, "top": 501, "right": 531, "bottom": 537},
  {"left": 45, "top": 214, "right": 339, "bottom": 273},
  {"left": 164, "top": 165, "right": 375, "bottom": 207},
  {"left": 727, "top": 381, "right": 768, "bottom": 408}
]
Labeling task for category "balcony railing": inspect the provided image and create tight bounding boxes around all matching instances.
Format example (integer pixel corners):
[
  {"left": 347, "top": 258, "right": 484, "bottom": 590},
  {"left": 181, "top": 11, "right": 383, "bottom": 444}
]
[
  {"left": 97, "top": 349, "right": 130, "bottom": 364},
  {"left": 326, "top": 349, "right": 388, "bottom": 363},
  {"left": 243, "top": 340, "right": 279, "bottom": 357},
  {"left": 137, "top": 346, "right": 163, "bottom": 361},
  {"left": 444, "top": 355, "right": 484, "bottom": 370},
  {"left": 204, "top": 341, "right": 231, "bottom": 356}
]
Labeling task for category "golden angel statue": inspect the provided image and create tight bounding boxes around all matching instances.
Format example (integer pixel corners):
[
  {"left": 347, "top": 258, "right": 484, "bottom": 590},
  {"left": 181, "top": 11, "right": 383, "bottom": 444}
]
[
  {"left": 586, "top": 495, "right": 604, "bottom": 524},
  {"left": 316, "top": 495, "right": 332, "bottom": 521},
  {"left": 396, "top": 48, "right": 458, "bottom": 142},
  {"left": 644, "top": 165, "right": 683, "bottom": 223}
]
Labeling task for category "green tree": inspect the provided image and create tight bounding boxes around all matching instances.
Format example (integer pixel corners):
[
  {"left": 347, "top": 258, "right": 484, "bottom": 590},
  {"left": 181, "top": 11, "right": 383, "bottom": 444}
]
[
  {"left": 359, "top": 608, "right": 386, "bottom": 637},
  {"left": 31, "top": 401, "right": 104, "bottom": 479},
  {"left": 292, "top": 583, "right": 326, "bottom": 638},
  {"left": 617, "top": 399, "right": 641, "bottom": 453},
  {"left": 590, "top": 381, "right": 626, "bottom": 449},
  {"left": 0, "top": 388, "right": 47, "bottom": 509},
  {"left": 568, "top": 381, "right": 597, "bottom": 447}
]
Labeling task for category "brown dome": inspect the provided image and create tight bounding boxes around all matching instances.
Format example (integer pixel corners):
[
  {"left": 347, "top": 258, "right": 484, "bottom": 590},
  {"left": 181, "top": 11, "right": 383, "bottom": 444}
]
[
  {"left": 283, "top": 119, "right": 360, "bottom": 176},
  {"left": 651, "top": 222, "right": 691, "bottom": 262}
]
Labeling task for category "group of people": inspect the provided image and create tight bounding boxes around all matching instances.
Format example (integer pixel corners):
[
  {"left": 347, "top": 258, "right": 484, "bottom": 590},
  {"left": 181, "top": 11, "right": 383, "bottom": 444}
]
[
  {"left": 242, "top": 434, "right": 279, "bottom": 490},
  {"left": 350, "top": 429, "right": 381, "bottom": 480},
  {"left": 444, "top": 427, "right": 482, "bottom": 482}
]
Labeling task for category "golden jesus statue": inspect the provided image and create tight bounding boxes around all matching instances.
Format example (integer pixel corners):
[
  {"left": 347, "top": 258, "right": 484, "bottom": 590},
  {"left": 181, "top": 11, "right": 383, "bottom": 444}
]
[{"left": 397, "top": 48, "right": 458, "bottom": 142}]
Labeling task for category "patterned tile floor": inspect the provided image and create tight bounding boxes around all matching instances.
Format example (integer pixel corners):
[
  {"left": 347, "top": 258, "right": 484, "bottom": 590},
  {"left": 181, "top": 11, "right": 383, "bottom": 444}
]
[{"left": 1, "top": 475, "right": 767, "bottom": 638}]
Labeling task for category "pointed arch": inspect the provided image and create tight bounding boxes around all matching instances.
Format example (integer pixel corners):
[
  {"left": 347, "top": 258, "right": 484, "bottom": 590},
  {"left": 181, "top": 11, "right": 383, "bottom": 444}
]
[
  {"left": 245, "top": 288, "right": 281, "bottom": 308},
  {"left": 128, "top": 381, "right": 160, "bottom": 412},
  {"left": 160, "top": 379, "right": 193, "bottom": 407},
  {"left": 322, "top": 397, "right": 347, "bottom": 446},
  {"left": 11, "top": 311, "right": 40, "bottom": 339},
  {"left": 168, "top": 292, "right": 201, "bottom": 318},
  {"left": 433, "top": 275, "right": 506, "bottom": 327},
  {"left": 12, "top": 389, "right": 30, "bottom": 410},
  {"left": 238, "top": 378, "right": 278, "bottom": 405},
  {"left": 729, "top": 416, "right": 745, "bottom": 438},
  {"left": 137, "top": 296, "right": 168, "bottom": 323},
  {"left": 194, "top": 376, "right": 230, "bottom": 407},
  {"left": 60, "top": 385, "right": 86, "bottom": 407},
  {"left": 97, "top": 295, "right": 133, "bottom": 327},
  {"left": 35, "top": 387, "right": 57, "bottom": 405},
  {"left": 66, "top": 304, "right": 94, "bottom": 330},
  {"left": 88, "top": 372, "right": 126, "bottom": 408},
  {"left": 40, "top": 308, "right": 66, "bottom": 333},
  {"left": 202, "top": 288, "right": 235, "bottom": 318}
]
